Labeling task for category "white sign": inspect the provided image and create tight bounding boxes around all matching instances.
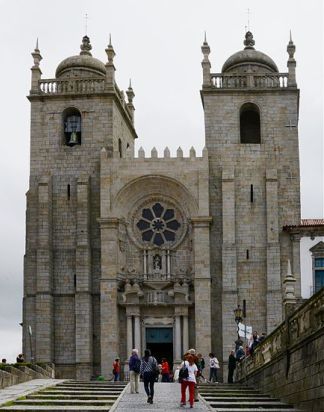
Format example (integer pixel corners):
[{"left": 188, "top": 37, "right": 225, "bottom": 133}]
[{"left": 238, "top": 322, "right": 252, "bottom": 339}]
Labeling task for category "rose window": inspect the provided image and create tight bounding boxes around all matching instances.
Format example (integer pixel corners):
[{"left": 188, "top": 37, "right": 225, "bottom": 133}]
[{"left": 136, "top": 202, "right": 181, "bottom": 246}]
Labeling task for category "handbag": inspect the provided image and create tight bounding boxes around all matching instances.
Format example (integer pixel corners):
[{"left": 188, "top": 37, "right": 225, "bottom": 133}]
[{"left": 178, "top": 362, "right": 189, "bottom": 383}]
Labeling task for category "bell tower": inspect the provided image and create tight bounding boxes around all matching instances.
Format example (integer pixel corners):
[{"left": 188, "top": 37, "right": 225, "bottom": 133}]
[
  {"left": 200, "top": 32, "right": 300, "bottom": 371},
  {"left": 23, "top": 36, "right": 137, "bottom": 379}
]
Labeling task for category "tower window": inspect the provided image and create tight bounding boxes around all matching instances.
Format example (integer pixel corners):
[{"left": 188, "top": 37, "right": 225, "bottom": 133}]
[
  {"left": 63, "top": 108, "right": 81, "bottom": 146},
  {"left": 240, "top": 103, "right": 261, "bottom": 144},
  {"left": 67, "top": 184, "right": 71, "bottom": 200},
  {"left": 250, "top": 184, "right": 254, "bottom": 203}
]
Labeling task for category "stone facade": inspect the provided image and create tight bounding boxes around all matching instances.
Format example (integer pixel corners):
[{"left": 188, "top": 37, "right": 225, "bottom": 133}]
[{"left": 23, "top": 32, "right": 301, "bottom": 380}]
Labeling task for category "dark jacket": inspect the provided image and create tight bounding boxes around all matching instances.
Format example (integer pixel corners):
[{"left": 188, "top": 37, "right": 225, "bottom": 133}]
[
  {"left": 228, "top": 354, "right": 236, "bottom": 370},
  {"left": 129, "top": 354, "right": 140, "bottom": 371}
]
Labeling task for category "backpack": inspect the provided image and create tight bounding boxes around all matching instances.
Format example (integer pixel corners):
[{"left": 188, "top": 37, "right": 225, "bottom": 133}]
[
  {"left": 178, "top": 361, "right": 189, "bottom": 383},
  {"left": 133, "top": 358, "right": 141, "bottom": 374}
]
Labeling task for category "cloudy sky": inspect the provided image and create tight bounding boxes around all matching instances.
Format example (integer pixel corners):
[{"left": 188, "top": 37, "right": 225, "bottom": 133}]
[{"left": 0, "top": 0, "right": 322, "bottom": 362}]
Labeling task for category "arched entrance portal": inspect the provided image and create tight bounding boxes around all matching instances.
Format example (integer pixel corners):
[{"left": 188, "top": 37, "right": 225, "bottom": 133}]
[{"left": 145, "top": 327, "right": 173, "bottom": 368}]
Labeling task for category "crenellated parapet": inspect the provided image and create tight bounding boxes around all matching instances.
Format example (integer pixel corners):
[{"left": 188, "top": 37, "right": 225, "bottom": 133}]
[{"left": 108, "top": 145, "right": 208, "bottom": 160}]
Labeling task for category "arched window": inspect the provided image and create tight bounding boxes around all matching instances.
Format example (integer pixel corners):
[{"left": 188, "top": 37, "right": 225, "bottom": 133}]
[
  {"left": 118, "top": 138, "right": 122, "bottom": 158},
  {"left": 240, "top": 103, "right": 261, "bottom": 144},
  {"left": 63, "top": 108, "right": 81, "bottom": 146}
]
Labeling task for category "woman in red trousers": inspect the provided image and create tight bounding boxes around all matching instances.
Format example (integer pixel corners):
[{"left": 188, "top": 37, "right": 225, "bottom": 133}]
[{"left": 180, "top": 354, "right": 198, "bottom": 408}]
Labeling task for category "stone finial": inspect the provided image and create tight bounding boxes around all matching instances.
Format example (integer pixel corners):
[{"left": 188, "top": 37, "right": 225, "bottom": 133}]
[
  {"left": 80, "top": 35, "right": 92, "bottom": 56},
  {"left": 283, "top": 259, "right": 297, "bottom": 316},
  {"left": 138, "top": 147, "right": 145, "bottom": 158},
  {"left": 177, "top": 147, "right": 183, "bottom": 158},
  {"left": 151, "top": 147, "right": 158, "bottom": 158},
  {"left": 190, "top": 146, "right": 196, "bottom": 158},
  {"left": 287, "top": 31, "right": 297, "bottom": 87},
  {"left": 164, "top": 147, "right": 170, "bottom": 158},
  {"left": 105, "top": 34, "right": 116, "bottom": 63},
  {"left": 244, "top": 31, "right": 255, "bottom": 49},
  {"left": 202, "top": 146, "right": 208, "bottom": 158},
  {"left": 30, "top": 39, "right": 42, "bottom": 93},
  {"left": 201, "top": 31, "right": 211, "bottom": 86},
  {"left": 287, "top": 30, "right": 296, "bottom": 59},
  {"left": 31, "top": 38, "right": 42, "bottom": 68},
  {"left": 126, "top": 79, "right": 135, "bottom": 123},
  {"left": 126, "top": 79, "right": 135, "bottom": 104}
]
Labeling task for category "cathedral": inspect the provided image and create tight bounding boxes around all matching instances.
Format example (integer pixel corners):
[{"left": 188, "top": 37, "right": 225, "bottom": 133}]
[{"left": 23, "top": 31, "right": 301, "bottom": 380}]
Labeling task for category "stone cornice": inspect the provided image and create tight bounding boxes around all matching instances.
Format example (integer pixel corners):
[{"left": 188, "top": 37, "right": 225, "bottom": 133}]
[{"left": 191, "top": 216, "right": 212, "bottom": 227}]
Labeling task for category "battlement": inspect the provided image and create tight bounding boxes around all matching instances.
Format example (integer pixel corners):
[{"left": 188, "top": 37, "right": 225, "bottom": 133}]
[{"left": 104, "top": 146, "right": 208, "bottom": 160}]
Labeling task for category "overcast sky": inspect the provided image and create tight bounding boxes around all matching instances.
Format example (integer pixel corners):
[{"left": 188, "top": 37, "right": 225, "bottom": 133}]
[{"left": 0, "top": 0, "right": 323, "bottom": 362}]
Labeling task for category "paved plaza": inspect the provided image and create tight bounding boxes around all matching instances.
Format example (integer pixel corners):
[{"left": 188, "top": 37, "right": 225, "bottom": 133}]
[{"left": 113, "top": 382, "right": 211, "bottom": 412}]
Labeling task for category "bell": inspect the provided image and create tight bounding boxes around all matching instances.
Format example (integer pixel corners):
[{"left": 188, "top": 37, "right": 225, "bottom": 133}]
[{"left": 68, "top": 131, "right": 78, "bottom": 146}]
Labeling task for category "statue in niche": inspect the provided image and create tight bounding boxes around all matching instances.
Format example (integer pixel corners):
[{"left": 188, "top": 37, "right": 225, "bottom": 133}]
[{"left": 153, "top": 254, "right": 162, "bottom": 271}]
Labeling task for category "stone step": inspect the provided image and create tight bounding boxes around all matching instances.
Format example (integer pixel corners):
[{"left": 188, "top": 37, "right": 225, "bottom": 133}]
[
  {"left": 13, "top": 400, "right": 114, "bottom": 406},
  {"left": 209, "top": 409, "right": 299, "bottom": 412},
  {"left": 209, "top": 400, "right": 295, "bottom": 409},
  {"left": 38, "top": 390, "right": 121, "bottom": 395},
  {"left": 205, "top": 396, "right": 281, "bottom": 402},
  {"left": 202, "top": 393, "right": 266, "bottom": 397},
  {"left": 0, "top": 407, "right": 112, "bottom": 411},
  {"left": 27, "top": 394, "right": 118, "bottom": 400},
  {"left": 46, "top": 386, "right": 123, "bottom": 391},
  {"left": 199, "top": 389, "right": 261, "bottom": 394}
]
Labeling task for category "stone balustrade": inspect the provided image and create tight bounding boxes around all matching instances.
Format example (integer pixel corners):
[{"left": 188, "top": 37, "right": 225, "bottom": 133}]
[
  {"left": 236, "top": 287, "right": 324, "bottom": 410},
  {"left": 144, "top": 272, "right": 172, "bottom": 281},
  {"left": 39, "top": 78, "right": 105, "bottom": 94},
  {"left": 210, "top": 72, "right": 290, "bottom": 89},
  {"left": 0, "top": 363, "right": 55, "bottom": 389},
  {"left": 145, "top": 290, "right": 171, "bottom": 305}
]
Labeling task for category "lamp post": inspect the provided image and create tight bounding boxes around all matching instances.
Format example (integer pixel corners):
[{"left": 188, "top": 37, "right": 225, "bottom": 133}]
[{"left": 233, "top": 305, "right": 243, "bottom": 352}]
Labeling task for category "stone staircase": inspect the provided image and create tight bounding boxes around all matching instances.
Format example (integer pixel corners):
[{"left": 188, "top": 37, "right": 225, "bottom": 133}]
[
  {"left": 198, "top": 383, "right": 301, "bottom": 411},
  {"left": 0, "top": 381, "right": 127, "bottom": 411}
]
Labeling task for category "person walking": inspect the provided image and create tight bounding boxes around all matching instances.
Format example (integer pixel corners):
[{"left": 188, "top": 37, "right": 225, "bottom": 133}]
[
  {"left": 112, "top": 357, "right": 120, "bottom": 381},
  {"left": 128, "top": 349, "right": 141, "bottom": 393},
  {"left": 140, "top": 349, "right": 158, "bottom": 404},
  {"left": 180, "top": 354, "right": 198, "bottom": 408},
  {"left": 184, "top": 348, "right": 199, "bottom": 402},
  {"left": 161, "top": 358, "right": 170, "bottom": 382},
  {"left": 228, "top": 350, "right": 236, "bottom": 383},
  {"left": 208, "top": 353, "right": 219, "bottom": 383},
  {"left": 196, "top": 353, "right": 205, "bottom": 383}
]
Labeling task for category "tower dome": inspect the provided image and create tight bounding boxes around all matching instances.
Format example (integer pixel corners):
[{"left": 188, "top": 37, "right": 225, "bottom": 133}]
[
  {"left": 55, "top": 35, "right": 106, "bottom": 78},
  {"left": 222, "top": 32, "right": 278, "bottom": 74}
]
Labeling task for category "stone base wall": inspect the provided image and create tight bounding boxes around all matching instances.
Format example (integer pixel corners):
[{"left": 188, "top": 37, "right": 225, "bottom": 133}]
[{"left": 236, "top": 288, "right": 324, "bottom": 412}]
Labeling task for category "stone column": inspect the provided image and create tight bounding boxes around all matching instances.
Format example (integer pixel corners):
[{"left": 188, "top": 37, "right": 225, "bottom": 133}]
[
  {"left": 134, "top": 310, "right": 141, "bottom": 354},
  {"left": 175, "top": 315, "right": 182, "bottom": 361},
  {"left": 126, "top": 315, "right": 133, "bottom": 357},
  {"left": 99, "top": 217, "right": 120, "bottom": 378},
  {"left": 183, "top": 314, "right": 189, "bottom": 354},
  {"left": 266, "top": 169, "right": 282, "bottom": 331},
  {"left": 192, "top": 216, "right": 212, "bottom": 358},
  {"left": 35, "top": 176, "right": 53, "bottom": 363},
  {"left": 291, "top": 234, "right": 301, "bottom": 298},
  {"left": 75, "top": 176, "right": 93, "bottom": 380}
]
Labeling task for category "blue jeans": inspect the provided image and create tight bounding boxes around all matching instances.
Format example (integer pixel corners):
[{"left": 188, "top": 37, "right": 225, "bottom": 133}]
[
  {"left": 209, "top": 368, "right": 218, "bottom": 382},
  {"left": 114, "top": 372, "right": 120, "bottom": 381},
  {"left": 143, "top": 371, "right": 155, "bottom": 399}
]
